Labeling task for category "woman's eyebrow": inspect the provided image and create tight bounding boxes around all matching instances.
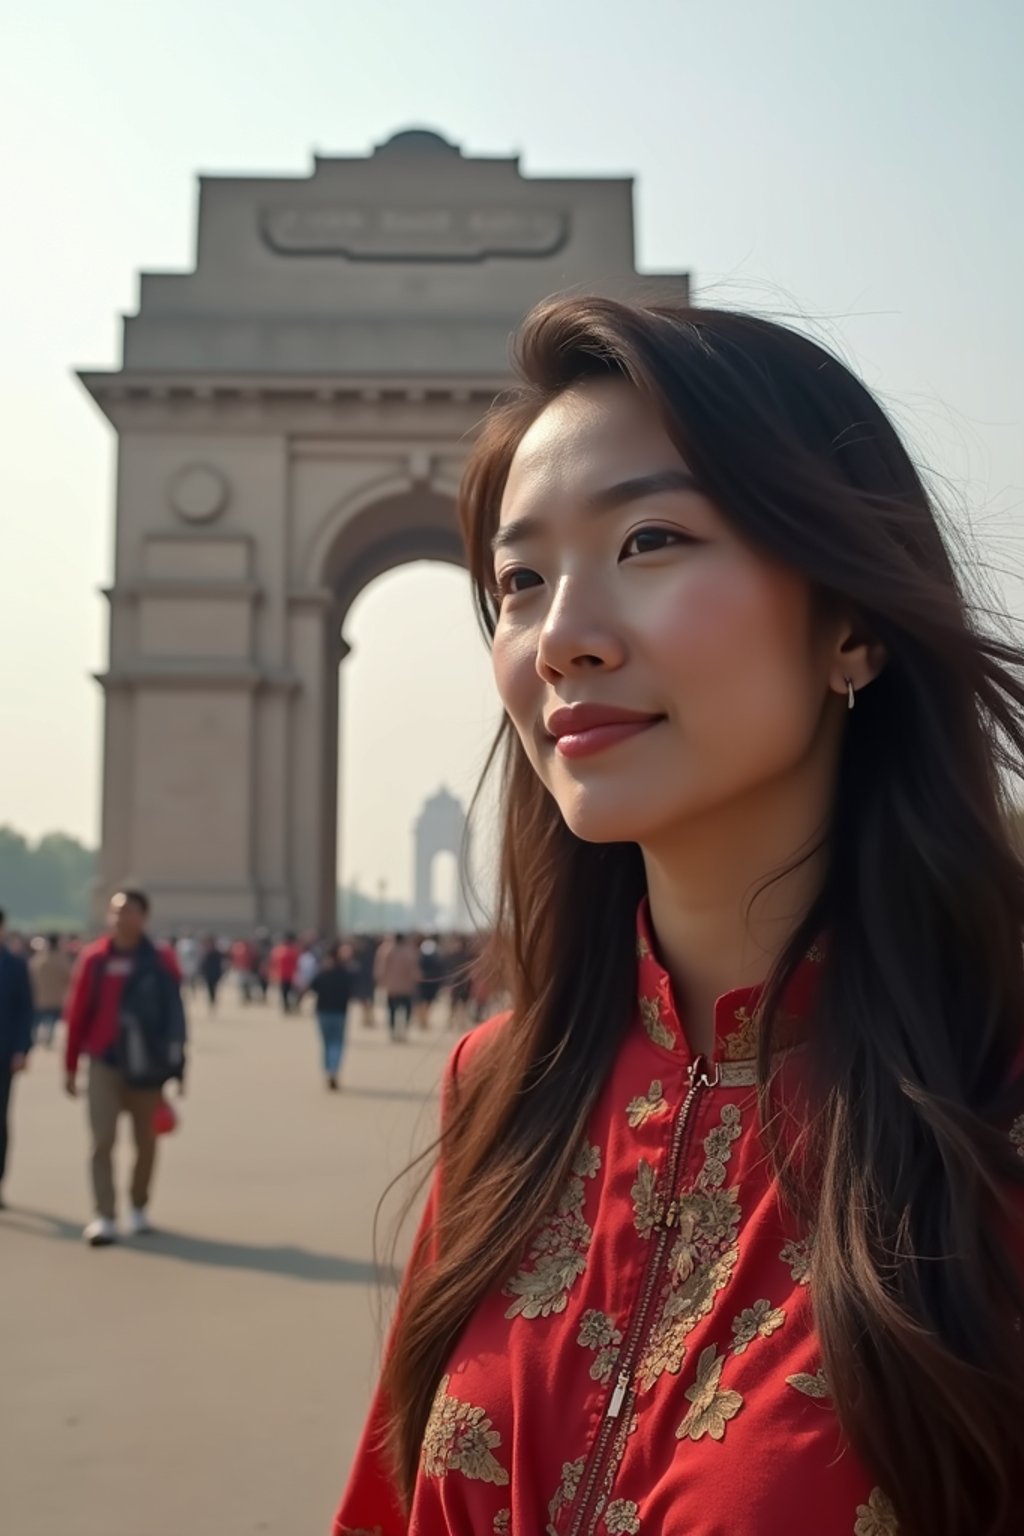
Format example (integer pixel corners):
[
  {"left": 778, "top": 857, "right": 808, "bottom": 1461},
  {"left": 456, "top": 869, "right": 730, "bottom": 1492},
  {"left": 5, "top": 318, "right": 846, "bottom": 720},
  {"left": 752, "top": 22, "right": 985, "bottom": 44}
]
[{"left": 491, "top": 469, "right": 699, "bottom": 553}]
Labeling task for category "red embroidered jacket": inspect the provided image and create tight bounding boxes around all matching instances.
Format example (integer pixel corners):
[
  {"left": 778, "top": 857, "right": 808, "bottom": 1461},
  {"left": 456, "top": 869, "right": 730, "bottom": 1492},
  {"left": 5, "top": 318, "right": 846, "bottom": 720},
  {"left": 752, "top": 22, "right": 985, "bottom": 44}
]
[{"left": 336, "top": 907, "right": 1023, "bottom": 1536}]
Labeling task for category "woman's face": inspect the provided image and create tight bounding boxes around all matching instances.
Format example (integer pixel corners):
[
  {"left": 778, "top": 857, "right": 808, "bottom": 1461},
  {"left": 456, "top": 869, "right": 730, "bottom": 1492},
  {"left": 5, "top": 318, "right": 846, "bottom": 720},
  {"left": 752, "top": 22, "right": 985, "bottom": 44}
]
[{"left": 491, "top": 378, "right": 844, "bottom": 849}]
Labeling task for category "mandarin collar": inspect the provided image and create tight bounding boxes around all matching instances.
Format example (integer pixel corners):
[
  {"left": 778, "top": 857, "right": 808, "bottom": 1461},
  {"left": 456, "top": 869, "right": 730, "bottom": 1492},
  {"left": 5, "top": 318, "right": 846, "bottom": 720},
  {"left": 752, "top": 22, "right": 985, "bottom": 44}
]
[{"left": 634, "top": 898, "right": 822, "bottom": 1066}]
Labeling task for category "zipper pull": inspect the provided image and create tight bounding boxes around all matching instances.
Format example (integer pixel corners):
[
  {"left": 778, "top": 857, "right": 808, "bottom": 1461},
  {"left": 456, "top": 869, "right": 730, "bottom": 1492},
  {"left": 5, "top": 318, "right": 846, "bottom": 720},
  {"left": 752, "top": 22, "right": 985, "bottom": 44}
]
[
  {"left": 664, "top": 1198, "right": 679, "bottom": 1229},
  {"left": 689, "top": 1054, "right": 721, "bottom": 1089},
  {"left": 607, "top": 1370, "right": 629, "bottom": 1419}
]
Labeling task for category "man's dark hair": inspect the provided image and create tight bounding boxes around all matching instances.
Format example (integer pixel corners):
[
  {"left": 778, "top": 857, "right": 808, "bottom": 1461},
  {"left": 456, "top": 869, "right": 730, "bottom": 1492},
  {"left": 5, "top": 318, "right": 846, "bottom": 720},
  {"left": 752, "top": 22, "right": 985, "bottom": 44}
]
[
  {"left": 48, "top": 933, "right": 60, "bottom": 950},
  {"left": 0, "top": 908, "right": 5, "bottom": 927},
  {"left": 118, "top": 888, "right": 150, "bottom": 915}
]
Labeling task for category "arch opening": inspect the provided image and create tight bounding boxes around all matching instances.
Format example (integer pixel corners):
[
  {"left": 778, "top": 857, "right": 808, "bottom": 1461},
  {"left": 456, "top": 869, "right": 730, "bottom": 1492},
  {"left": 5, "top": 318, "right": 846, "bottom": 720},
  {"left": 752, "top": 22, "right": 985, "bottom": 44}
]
[{"left": 315, "top": 489, "right": 497, "bottom": 935}]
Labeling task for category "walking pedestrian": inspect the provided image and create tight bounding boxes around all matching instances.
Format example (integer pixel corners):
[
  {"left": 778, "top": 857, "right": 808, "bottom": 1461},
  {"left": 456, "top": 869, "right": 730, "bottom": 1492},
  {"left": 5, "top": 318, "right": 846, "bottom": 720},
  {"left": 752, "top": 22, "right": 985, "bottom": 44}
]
[
  {"left": 175, "top": 933, "right": 199, "bottom": 995},
  {"left": 198, "top": 936, "right": 225, "bottom": 1012},
  {"left": 413, "top": 935, "right": 444, "bottom": 1030},
  {"left": 336, "top": 297, "right": 1024, "bottom": 1536},
  {"left": 252, "top": 930, "right": 272, "bottom": 1002},
  {"left": 64, "top": 889, "right": 186, "bottom": 1246},
  {"left": 444, "top": 934, "right": 474, "bottom": 1031},
  {"left": 373, "top": 933, "right": 421, "bottom": 1041},
  {"left": 29, "top": 932, "right": 72, "bottom": 1047},
  {"left": 350, "top": 936, "right": 378, "bottom": 1028},
  {"left": 296, "top": 934, "right": 321, "bottom": 995},
  {"left": 304, "top": 942, "right": 355, "bottom": 1091},
  {"left": 0, "top": 908, "right": 33, "bottom": 1210},
  {"left": 270, "top": 932, "right": 300, "bottom": 1014},
  {"left": 229, "top": 937, "right": 254, "bottom": 1003}
]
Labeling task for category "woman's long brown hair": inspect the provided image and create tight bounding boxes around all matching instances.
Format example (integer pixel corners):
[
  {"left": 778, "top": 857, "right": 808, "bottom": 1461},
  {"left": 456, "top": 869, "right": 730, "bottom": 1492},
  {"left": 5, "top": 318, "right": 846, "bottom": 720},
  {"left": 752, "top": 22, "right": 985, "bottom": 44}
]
[{"left": 381, "top": 297, "right": 1024, "bottom": 1534}]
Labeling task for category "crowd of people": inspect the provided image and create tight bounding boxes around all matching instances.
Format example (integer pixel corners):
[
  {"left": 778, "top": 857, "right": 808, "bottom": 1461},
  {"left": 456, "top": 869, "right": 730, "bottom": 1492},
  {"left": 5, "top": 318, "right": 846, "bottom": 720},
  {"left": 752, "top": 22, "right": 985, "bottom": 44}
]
[
  {"left": 174, "top": 929, "right": 495, "bottom": 1031},
  {"left": 0, "top": 894, "right": 501, "bottom": 1237}
]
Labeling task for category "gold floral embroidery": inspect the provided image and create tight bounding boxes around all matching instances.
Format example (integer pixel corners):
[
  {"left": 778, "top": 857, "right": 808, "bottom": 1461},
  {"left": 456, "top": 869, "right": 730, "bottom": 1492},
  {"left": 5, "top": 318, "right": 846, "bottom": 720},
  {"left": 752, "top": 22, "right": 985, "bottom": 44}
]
[
  {"left": 631, "top": 1158, "right": 661, "bottom": 1238},
  {"left": 806, "top": 942, "right": 825, "bottom": 964},
  {"left": 577, "top": 1309, "right": 623, "bottom": 1383},
  {"left": 547, "top": 1458, "right": 585, "bottom": 1533},
  {"left": 719, "top": 1060, "right": 758, "bottom": 1088},
  {"left": 780, "top": 1232, "right": 813, "bottom": 1285},
  {"left": 722, "top": 1004, "right": 759, "bottom": 1061},
  {"left": 636, "top": 932, "right": 651, "bottom": 960},
  {"left": 1011, "top": 1113, "right": 1024, "bottom": 1158},
  {"left": 627, "top": 1079, "right": 668, "bottom": 1129},
  {"left": 639, "top": 994, "right": 676, "bottom": 1050},
  {"left": 701, "top": 1109, "right": 742, "bottom": 1188},
  {"left": 730, "top": 1299, "right": 786, "bottom": 1355},
  {"left": 723, "top": 1000, "right": 807, "bottom": 1061},
  {"left": 854, "top": 1487, "right": 899, "bottom": 1536},
  {"left": 604, "top": 1500, "right": 641, "bottom": 1534},
  {"left": 422, "top": 1374, "right": 510, "bottom": 1485},
  {"left": 635, "top": 1104, "right": 744, "bottom": 1390},
  {"left": 493, "top": 1513, "right": 510, "bottom": 1535},
  {"left": 504, "top": 1143, "right": 602, "bottom": 1319},
  {"left": 786, "top": 1367, "right": 829, "bottom": 1399},
  {"left": 676, "top": 1345, "right": 744, "bottom": 1441}
]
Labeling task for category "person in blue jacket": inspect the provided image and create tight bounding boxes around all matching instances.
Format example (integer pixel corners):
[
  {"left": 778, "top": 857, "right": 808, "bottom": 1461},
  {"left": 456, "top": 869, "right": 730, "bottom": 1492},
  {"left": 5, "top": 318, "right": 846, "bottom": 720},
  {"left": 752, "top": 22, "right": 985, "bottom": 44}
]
[{"left": 0, "top": 907, "right": 34, "bottom": 1209}]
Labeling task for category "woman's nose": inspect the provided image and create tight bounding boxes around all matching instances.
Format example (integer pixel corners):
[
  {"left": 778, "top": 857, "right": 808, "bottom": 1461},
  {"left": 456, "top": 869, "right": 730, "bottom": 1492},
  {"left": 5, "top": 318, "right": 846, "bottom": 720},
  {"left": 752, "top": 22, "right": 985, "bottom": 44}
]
[{"left": 535, "top": 582, "right": 626, "bottom": 682}]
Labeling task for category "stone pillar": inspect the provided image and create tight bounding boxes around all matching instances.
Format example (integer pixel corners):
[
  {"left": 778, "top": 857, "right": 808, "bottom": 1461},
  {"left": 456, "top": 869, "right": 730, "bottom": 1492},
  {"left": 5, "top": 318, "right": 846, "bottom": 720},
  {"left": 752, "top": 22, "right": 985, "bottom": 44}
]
[
  {"left": 286, "top": 592, "right": 337, "bottom": 934},
  {"left": 95, "top": 673, "right": 259, "bottom": 931}
]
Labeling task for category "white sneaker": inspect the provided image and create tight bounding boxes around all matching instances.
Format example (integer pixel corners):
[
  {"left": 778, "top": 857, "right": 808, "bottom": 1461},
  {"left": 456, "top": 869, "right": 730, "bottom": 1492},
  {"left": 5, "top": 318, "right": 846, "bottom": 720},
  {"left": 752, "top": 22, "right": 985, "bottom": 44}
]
[
  {"left": 83, "top": 1217, "right": 117, "bottom": 1247},
  {"left": 129, "top": 1207, "right": 153, "bottom": 1236}
]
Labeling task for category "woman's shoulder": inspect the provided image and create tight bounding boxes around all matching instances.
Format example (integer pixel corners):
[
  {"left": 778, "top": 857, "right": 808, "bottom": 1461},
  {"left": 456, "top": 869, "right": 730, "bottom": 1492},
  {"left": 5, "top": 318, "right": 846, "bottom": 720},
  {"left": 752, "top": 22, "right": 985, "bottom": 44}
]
[{"left": 445, "top": 1010, "right": 513, "bottom": 1091}]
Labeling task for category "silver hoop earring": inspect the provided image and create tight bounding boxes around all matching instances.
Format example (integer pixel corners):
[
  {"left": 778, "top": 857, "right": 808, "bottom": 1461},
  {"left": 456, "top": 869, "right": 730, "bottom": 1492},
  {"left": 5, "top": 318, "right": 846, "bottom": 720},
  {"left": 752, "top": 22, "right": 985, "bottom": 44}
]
[{"left": 845, "top": 677, "right": 856, "bottom": 711}]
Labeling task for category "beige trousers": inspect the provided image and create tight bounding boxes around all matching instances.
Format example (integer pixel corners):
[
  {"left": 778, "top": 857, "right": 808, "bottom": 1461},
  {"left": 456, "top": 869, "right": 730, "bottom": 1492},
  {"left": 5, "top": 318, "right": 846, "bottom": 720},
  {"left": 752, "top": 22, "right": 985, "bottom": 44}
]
[{"left": 87, "top": 1058, "right": 162, "bottom": 1220}]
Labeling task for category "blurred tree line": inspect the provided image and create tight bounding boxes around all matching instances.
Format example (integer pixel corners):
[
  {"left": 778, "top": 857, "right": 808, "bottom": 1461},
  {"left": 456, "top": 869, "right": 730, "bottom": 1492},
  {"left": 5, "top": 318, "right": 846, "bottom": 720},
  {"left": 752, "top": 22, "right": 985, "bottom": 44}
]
[
  {"left": 0, "top": 826, "right": 96, "bottom": 930},
  {"left": 10, "top": 807, "right": 1023, "bottom": 936},
  {"left": 336, "top": 886, "right": 412, "bottom": 933},
  {"left": 0, "top": 824, "right": 415, "bottom": 935}
]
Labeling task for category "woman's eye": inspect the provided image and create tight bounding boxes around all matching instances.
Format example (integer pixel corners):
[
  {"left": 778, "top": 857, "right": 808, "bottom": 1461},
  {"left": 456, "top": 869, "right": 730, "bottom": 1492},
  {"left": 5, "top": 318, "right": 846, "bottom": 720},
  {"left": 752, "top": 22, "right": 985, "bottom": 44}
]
[
  {"left": 623, "top": 526, "right": 691, "bottom": 557},
  {"left": 495, "top": 567, "right": 543, "bottom": 599}
]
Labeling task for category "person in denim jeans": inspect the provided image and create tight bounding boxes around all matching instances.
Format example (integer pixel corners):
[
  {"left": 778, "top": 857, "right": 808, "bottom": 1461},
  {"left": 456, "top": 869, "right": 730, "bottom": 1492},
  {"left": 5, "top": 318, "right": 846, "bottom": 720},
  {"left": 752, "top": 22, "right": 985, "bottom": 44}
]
[{"left": 304, "top": 943, "right": 355, "bottom": 1091}]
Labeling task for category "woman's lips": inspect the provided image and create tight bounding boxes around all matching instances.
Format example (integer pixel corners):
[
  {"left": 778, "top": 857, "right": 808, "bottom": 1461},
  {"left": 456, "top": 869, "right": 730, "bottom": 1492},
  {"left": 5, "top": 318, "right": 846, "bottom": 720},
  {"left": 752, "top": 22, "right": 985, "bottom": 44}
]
[
  {"left": 544, "top": 707, "right": 665, "bottom": 760},
  {"left": 554, "top": 719, "right": 662, "bottom": 759}
]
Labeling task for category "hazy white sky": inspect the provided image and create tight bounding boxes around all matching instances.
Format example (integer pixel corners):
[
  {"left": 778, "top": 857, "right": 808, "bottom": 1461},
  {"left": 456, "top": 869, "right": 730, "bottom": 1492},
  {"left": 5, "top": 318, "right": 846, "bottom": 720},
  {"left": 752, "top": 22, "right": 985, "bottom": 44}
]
[{"left": 1, "top": 0, "right": 1022, "bottom": 901}]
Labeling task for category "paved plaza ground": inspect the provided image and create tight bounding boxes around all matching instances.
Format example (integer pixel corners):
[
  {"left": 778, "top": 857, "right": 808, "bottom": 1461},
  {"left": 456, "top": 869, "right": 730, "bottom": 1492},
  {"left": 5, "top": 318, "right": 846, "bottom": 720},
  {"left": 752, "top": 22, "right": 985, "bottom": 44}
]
[{"left": 2, "top": 990, "right": 452, "bottom": 1536}]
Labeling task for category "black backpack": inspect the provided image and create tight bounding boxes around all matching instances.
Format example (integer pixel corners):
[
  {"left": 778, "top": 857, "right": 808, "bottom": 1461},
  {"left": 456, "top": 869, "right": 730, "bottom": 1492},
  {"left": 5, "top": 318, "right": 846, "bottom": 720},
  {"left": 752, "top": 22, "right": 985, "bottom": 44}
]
[{"left": 92, "top": 940, "right": 187, "bottom": 1089}]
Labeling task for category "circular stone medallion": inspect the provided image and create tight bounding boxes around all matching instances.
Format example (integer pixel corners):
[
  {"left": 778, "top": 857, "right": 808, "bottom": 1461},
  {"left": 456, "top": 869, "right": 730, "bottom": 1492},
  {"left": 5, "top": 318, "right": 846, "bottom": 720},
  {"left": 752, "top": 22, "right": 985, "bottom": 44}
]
[{"left": 168, "top": 463, "right": 230, "bottom": 523}]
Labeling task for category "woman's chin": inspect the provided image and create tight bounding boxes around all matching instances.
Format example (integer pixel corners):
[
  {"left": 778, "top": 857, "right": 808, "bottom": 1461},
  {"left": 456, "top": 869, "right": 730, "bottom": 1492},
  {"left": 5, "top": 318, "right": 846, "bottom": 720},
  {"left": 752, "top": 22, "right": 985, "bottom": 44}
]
[{"left": 557, "top": 793, "right": 670, "bottom": 849}]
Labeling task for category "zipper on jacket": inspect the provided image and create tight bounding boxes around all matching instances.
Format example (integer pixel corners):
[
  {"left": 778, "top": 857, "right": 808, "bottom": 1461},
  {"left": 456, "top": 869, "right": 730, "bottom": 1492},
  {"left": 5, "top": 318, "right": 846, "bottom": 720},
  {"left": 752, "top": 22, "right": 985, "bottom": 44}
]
[{"left": 566, "top": 1055, "right": 720, "bottom": 1536}]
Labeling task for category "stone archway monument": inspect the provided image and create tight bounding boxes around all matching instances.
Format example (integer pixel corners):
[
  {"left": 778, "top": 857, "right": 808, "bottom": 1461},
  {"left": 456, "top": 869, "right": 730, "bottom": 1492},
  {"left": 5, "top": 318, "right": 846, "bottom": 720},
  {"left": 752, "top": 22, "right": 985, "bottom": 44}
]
[
  {"left": 414, "top": 787, "right": 470, "bottom": 930},
  {"left": 79, "top": 129, "right": 689, "bottom": 933}
]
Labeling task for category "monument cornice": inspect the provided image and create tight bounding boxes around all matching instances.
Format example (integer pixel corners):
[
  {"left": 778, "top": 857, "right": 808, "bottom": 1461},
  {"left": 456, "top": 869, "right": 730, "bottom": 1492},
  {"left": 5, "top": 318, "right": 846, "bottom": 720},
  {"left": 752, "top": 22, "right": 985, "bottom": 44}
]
[
  {"left": 76, "top": 371, "right": 506, "bottom": 432},
  {"left": 103, "top": 579, "right": 265, "bottom": 604},
  {"left": 95, "top": 663, "right": 301, "bottom": 693}
]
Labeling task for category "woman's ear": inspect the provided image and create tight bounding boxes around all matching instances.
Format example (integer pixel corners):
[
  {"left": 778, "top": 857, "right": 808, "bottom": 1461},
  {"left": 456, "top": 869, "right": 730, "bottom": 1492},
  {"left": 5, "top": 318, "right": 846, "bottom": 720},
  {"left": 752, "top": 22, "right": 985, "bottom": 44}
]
[{"left": 829, "top": 622, "right": 887, "bottom": 705}]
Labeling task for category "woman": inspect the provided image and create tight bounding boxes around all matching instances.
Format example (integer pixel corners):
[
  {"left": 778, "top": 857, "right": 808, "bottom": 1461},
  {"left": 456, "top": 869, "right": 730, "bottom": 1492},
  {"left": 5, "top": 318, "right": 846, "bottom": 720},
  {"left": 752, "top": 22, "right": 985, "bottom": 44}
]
[
  {"left": 306, "top": 942, "right": 354, "bottom": 1091},
  {"left": 335, "top": 299, "right": 1024, "bottom": 1536},
  {"left": 29, "top": 933, "right": 72, "bottom": 1046}
]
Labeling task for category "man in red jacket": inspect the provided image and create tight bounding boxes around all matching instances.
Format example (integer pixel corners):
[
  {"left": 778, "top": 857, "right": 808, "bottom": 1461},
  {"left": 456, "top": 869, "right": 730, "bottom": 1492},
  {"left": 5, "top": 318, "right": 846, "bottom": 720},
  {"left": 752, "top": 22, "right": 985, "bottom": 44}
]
[{"left": 64, "top": 889, "right": 184, "bottom": 1247}]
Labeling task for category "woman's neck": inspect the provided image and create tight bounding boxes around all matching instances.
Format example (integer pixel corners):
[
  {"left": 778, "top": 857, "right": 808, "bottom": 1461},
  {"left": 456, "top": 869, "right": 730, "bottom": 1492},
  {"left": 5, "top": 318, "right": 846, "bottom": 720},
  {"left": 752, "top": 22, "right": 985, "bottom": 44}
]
[{"left": 641, "top": 778, "right": 830, "bottom": 1058}]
